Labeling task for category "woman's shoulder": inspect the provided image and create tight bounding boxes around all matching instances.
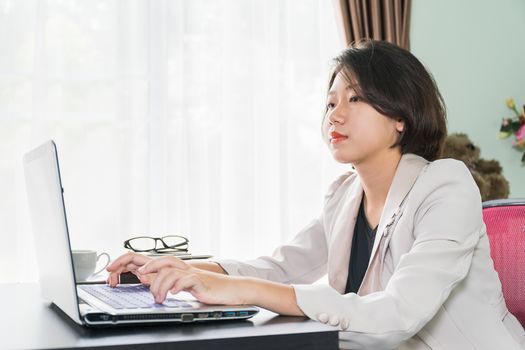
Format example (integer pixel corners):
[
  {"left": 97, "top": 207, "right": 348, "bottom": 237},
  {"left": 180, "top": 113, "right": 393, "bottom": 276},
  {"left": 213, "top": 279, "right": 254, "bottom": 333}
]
[
  {"left": 407, "top": 157, "right": 484, "bottom": 238},
  {"left": 415, "top": 156, "right": 481, "bottom": 202},
  {"left": 424, "top": 157, "right": 475, "bottom": 183}
]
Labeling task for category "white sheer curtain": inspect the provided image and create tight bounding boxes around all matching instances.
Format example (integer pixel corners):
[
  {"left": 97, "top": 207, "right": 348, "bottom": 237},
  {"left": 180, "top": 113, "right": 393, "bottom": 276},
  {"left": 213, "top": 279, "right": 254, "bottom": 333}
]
[{"left": 0, "top": 0, "right": 346, "bottom": 283}]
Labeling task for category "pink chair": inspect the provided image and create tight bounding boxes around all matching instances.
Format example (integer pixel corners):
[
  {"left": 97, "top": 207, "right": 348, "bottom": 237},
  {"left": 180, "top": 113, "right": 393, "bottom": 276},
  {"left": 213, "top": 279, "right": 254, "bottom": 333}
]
[{"left": 482, "top": 199, "right": 525, "bottom": 328}]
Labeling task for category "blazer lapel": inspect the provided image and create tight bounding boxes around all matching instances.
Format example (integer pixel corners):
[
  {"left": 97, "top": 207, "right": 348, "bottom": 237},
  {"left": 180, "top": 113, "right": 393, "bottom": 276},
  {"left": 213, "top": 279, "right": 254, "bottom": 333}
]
[
  {"left": 359, "top": 154, "right": 429, "bottom": 294},
  {"left": 367, "top": 154, "right": 429, "bottom": 269},
  {"left": 327, "top": 175, "right": 363, "bottom": 294}
]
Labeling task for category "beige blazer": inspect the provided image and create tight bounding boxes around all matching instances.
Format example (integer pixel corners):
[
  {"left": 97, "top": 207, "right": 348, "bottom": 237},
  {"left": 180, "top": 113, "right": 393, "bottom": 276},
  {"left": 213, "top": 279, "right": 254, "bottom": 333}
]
[{"left": 217, "top": 154, "right": 525, "bottom": 349}]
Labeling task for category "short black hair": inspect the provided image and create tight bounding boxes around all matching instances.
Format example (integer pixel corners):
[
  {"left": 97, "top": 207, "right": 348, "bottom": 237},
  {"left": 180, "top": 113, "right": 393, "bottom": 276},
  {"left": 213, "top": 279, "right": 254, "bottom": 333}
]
[{"left": 326, "top": 40, "right": 447, "bottom": 161}]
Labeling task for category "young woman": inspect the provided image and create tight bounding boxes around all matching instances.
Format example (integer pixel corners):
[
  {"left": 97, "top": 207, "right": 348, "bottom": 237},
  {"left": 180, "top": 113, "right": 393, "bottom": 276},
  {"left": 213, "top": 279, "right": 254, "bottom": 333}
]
[{"left": 107, "top": 40, "right": 525, "bottom": 349}]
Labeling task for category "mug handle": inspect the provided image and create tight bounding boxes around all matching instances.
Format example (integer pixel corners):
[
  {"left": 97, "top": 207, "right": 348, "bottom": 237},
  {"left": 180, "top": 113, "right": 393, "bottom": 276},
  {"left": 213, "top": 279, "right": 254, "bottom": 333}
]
[{"left": 94, "top": 252, "right": 111, "bottom": 276}]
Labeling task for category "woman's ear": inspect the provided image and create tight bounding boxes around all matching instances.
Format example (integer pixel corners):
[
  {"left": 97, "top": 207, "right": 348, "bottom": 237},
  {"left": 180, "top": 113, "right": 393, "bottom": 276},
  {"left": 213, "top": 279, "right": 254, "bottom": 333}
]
[{"left": 396, "top": 119, "right": 405, "bottom": 133}]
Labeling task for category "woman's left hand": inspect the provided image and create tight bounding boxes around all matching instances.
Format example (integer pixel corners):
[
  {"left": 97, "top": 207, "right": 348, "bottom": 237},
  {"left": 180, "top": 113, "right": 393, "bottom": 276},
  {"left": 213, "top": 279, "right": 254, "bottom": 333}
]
[{"left": 137, "top": 256, "right": 248, "bottom": 305}]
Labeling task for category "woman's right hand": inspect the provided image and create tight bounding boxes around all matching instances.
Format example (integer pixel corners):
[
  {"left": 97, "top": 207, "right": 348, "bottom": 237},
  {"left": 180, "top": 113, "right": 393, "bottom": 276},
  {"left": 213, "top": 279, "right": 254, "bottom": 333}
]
[{"left": 106, "top": 252, "right": 154, "bottom": 287}]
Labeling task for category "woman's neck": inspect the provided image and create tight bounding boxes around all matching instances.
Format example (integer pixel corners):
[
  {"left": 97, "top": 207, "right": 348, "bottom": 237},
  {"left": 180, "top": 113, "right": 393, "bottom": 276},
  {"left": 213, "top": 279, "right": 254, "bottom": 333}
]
[{"left": 354, "top": 150, "right": 402, "bottom": 211}]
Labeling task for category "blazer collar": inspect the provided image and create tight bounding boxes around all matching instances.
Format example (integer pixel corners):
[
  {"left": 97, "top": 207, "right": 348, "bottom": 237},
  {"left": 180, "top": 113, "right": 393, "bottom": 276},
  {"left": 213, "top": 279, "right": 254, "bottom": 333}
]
[
  {"left": 328, "top": 153, "right": 428, "bottom": 293},
  {"left": 367, "top": 153, "right": 429, "bottom": 268}
]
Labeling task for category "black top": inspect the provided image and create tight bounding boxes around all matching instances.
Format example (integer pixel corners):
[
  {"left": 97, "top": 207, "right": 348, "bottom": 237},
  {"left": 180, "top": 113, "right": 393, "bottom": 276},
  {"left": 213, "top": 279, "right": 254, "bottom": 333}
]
[{"left": 344, "top": 198, "right": 377, "bottom": 294}]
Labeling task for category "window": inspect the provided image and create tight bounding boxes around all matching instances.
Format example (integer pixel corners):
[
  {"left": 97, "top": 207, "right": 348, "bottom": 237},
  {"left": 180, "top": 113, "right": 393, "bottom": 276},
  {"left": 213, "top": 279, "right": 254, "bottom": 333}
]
[{"left": 0, "top": 0, "right": 345, "bottom": 283}]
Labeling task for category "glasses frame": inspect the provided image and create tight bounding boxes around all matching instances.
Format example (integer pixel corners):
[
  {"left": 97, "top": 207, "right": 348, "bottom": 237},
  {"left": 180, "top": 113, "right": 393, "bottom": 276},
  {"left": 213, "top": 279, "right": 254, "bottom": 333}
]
[{"left": 123, "top": 235, "right": 189, "bottom": 253}]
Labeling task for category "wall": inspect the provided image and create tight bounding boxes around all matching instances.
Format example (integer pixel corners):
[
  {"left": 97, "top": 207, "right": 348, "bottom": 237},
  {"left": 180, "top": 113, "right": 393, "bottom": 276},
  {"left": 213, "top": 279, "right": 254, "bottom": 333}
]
[{"left": 410, "top": 0, "right": 525, "bottom": 197}]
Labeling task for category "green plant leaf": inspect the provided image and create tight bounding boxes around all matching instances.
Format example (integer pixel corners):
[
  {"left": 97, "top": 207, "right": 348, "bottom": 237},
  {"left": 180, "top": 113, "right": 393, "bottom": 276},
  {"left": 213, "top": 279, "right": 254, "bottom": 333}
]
[
  {"left": 499, "top": 131, "right": 512, "bottom": 139},
  {"left": 511, "top": 120, "right": 522, "bottom": 132}
]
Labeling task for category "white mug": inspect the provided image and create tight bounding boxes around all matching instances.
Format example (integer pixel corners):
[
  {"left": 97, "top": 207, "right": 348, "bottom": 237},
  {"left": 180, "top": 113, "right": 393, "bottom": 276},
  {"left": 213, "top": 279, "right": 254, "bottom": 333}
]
[{"left": 72, "top": 250, "right": 110, "bottom": 282}]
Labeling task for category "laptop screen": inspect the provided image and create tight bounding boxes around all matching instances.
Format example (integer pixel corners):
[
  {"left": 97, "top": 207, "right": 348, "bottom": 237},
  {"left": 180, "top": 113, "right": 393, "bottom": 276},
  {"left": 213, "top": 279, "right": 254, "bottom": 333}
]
[{"left": 24, "top": 140, "right": 82, "bottom": 324}]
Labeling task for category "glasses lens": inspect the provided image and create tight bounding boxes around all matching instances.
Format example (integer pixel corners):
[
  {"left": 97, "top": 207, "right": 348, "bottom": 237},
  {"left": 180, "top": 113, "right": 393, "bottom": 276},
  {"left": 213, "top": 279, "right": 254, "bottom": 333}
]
[
  {"left": 127, "top": 237, "right": 157, "bottom": 251},
  {"left": 162, "top": 235, "right": 188, "bottom": 249}
]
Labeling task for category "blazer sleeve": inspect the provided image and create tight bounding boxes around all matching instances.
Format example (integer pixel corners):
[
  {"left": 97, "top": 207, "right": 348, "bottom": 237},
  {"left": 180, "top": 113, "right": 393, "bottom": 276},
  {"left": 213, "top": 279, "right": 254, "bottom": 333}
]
[
  {"left": 215, "top": 172, "right": 352, "bottom": 284},
  {"left": 293, "top": 160, "right": 483, "bottom": 349}
]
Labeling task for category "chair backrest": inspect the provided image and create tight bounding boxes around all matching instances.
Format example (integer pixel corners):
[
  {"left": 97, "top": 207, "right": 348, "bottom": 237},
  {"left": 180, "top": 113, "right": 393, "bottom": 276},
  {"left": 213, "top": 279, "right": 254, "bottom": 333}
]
[{"left": 482, "top": 199, "right": 525, "bottom": 328}]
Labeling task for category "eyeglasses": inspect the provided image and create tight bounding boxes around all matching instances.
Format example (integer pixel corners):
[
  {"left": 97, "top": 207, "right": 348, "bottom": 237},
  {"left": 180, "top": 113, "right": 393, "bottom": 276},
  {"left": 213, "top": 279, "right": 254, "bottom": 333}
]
[{"left": 124, "top": 235, "right": 189, "bottom": 253}]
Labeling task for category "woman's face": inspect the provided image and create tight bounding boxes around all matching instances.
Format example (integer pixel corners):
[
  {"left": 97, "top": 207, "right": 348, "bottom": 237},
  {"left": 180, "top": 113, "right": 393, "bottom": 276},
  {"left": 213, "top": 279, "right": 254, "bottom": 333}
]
[{"left": 322, "top": 71, "right": 404, "bottom": 165}]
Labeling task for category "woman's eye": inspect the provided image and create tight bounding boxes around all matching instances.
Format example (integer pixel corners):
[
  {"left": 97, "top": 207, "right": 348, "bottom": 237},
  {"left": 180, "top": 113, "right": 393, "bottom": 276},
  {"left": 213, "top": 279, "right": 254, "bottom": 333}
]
[
  {"left": 326, "top": 102, "right": 335, "bottom": 109},
  {"left": 349, "top": 96, "right": 361, "bottom": 103}
]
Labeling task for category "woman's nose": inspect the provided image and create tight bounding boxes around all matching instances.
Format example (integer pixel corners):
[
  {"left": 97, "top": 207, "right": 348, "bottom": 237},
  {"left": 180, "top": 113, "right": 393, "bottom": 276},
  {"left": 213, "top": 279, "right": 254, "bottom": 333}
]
[{"left": 327, "top": 108, "right": 344, "bottom": 125}]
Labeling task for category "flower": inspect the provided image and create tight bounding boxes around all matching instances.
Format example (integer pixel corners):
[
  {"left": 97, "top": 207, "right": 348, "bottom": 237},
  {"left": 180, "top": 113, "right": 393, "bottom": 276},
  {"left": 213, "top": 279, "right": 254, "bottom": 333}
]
[
  {"left": 500, "top": 98, "right": 525, "bottom": 162},
  {"left": 514, "top": 124, "right": 525, "bottom": 148}
]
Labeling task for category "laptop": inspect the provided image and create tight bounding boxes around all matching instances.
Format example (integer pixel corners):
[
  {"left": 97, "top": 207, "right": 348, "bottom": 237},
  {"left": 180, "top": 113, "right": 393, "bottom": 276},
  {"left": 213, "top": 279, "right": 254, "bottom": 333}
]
[{"left": 23, "top": 140, "right": 259, "bottom": 327}]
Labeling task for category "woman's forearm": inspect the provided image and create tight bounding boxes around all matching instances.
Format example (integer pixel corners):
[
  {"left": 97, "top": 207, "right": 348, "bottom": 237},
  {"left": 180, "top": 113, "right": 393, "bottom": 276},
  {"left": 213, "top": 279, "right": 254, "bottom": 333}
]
[
  {"left": 188, "top": 261, "right": 304, "bottom": 316},
  {"left": 242, "top": 277, "right": 305, "bottom": 316},
  {"left": 188, "top": 261, "right": 227, "bottom": 274}
]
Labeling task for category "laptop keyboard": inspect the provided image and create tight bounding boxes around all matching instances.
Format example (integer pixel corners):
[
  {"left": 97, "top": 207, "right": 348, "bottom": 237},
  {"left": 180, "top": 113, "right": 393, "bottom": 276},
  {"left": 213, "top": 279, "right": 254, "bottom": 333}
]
[{"left": 79, "top": 284, "right": 193, "bottom": 310}]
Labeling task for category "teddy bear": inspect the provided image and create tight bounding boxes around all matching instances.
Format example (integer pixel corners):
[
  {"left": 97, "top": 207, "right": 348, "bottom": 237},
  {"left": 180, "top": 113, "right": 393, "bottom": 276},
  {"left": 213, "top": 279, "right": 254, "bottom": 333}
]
[{"left": 441, "top": 133, "right": 510, "bottom": 202}]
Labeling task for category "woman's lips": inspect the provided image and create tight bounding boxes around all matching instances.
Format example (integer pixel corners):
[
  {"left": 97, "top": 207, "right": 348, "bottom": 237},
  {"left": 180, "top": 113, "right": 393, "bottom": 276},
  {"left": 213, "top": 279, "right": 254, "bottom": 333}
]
[{"left": 330, "top": 131, "right": 348, "bottom": 144}]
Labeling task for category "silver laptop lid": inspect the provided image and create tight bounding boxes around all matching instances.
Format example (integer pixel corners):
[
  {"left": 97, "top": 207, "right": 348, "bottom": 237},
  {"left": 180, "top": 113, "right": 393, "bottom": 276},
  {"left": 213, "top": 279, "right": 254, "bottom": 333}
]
[{"left": 24, "top": 140, "right": 82, "bottom": 325}]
